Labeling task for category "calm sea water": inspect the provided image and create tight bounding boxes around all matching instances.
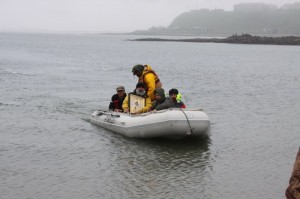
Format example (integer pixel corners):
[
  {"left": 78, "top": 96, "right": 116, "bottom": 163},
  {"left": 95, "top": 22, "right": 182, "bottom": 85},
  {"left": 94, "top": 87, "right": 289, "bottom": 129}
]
[{"left": 0, "top": 33, "right": 299, "bottom": 199}]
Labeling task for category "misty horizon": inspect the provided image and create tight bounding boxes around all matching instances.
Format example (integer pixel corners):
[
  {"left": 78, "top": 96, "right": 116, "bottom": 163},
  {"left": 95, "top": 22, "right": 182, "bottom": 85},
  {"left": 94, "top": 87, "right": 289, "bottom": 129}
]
[{"left": 0, "top": 0, "right": 299, "bottom": 34}]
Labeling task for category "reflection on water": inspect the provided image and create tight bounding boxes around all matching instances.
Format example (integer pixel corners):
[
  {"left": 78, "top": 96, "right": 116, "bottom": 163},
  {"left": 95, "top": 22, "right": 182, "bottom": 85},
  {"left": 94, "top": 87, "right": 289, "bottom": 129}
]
[{"left": 98, "top": 133, "right": 212, "bottom": 198}]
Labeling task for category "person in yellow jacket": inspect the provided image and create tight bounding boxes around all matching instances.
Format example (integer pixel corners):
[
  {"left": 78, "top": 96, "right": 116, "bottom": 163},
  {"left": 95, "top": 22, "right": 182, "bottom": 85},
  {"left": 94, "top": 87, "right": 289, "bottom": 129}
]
[
  {"left": 122, "top": 83, "right": 152, "bottom": 114},
  {"left": 132, "top": 64, "right": 162, "bottom": 101}
]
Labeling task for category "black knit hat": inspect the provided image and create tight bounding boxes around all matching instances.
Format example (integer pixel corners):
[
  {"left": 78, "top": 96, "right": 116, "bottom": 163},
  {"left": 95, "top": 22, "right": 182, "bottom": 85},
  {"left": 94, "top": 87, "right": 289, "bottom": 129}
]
[
  {"left": 169, "top": 88, "right": 179, "bottom": 95},
  {"left": 136, "top": 82, "right": 147, "bottom": 89}
]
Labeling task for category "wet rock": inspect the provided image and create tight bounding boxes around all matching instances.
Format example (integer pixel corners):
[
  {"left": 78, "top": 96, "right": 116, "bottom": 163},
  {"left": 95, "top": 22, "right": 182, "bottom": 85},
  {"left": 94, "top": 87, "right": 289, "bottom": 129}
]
[{"left": 286, "top": 147, "right": 300, "bottom": 199}]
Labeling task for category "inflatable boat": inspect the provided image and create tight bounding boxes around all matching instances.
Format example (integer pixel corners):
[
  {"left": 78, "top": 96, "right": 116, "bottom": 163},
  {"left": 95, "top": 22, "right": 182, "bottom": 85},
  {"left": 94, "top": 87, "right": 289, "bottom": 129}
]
[{"left": 90, "top": 108, "right": 210, "bottom": 139}]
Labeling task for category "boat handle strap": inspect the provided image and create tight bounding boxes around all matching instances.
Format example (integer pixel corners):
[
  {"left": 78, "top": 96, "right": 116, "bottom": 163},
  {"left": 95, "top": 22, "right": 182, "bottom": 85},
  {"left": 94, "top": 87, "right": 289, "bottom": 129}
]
[{"left": 179, "top": 108, "right": 193, "bottom": 135}]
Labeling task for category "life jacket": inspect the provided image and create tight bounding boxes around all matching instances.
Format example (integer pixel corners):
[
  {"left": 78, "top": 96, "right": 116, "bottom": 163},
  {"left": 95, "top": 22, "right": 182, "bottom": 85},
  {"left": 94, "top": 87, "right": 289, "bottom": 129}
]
[
  {"left": 109, "top": 93, "right": 127, "bottom": 111},
  {"left": 138, "top": 65, "right": 162, "bottom": 89},
  {"left": 113, "top": 99, "right": 121, "bottom": 109}
]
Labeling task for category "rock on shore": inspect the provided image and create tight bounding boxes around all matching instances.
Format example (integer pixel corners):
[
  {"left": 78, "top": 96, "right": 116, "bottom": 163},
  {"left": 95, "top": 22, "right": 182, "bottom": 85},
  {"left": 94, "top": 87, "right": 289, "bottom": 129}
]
[{"left": 286, "top": 147, "right": 300, "bottom": 199}]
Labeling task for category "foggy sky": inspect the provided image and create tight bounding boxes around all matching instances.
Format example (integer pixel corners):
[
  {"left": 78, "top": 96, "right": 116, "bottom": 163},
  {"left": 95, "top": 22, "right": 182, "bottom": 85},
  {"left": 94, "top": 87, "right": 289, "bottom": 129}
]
[{"left": 0, "top": 0, "right": 298, "bottom": 33}]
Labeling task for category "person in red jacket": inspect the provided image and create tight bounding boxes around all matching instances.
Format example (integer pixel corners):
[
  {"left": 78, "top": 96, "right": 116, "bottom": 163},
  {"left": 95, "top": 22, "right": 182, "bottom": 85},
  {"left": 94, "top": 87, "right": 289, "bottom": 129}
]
[{"left": 109, "top": 86, "right": 127, "bottom": 112}]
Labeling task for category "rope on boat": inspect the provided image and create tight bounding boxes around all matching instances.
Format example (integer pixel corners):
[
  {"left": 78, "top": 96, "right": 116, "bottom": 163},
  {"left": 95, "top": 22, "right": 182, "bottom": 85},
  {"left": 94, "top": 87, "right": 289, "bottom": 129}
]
[{"left": 180, "top": 108, "right": 193, "bottom": 135}]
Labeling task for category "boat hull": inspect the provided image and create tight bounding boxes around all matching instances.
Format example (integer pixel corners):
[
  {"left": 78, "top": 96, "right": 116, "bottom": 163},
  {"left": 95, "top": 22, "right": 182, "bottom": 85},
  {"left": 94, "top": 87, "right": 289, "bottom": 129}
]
[{"left": 90, "top": 109, "right": 210, "bottom": 139}]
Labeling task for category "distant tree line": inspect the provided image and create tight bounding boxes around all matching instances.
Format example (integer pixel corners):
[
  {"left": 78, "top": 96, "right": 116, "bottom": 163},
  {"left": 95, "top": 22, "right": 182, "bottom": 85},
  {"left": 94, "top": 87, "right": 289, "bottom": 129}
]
[{"left": 132, "top": 2, "right": 300, "bottom": 36}]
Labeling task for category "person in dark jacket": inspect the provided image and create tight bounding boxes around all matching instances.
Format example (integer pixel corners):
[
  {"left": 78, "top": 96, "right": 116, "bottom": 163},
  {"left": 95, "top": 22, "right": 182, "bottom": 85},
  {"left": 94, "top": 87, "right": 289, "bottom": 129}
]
[
  {"left": 169, "top": 88, "right": 186, "bottom": 108},
  {"left": 151, "top": 88, "right": 175, "bottom": 111},
  {"left": 109, "top": 86, "right": 127, "bottom": 112}
]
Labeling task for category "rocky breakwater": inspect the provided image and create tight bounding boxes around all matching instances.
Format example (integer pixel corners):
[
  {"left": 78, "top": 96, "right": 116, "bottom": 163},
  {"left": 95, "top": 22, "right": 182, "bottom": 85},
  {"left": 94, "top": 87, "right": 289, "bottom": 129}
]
[
  {"left": 223, "top": 34, "right": 300, "bottom": 45},
  {"left": 131, "top": 34, "right": 300, "bottom": 45}
]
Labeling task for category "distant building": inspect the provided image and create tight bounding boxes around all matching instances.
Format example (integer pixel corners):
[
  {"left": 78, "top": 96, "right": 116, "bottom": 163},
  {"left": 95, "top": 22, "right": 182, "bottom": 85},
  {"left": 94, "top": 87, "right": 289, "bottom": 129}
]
[
  {"left": 281, "top": 2, "right": 300, "bottom": 10},
  {"left": 234, "top": 3, "right": 277, "bottom": 12}
]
